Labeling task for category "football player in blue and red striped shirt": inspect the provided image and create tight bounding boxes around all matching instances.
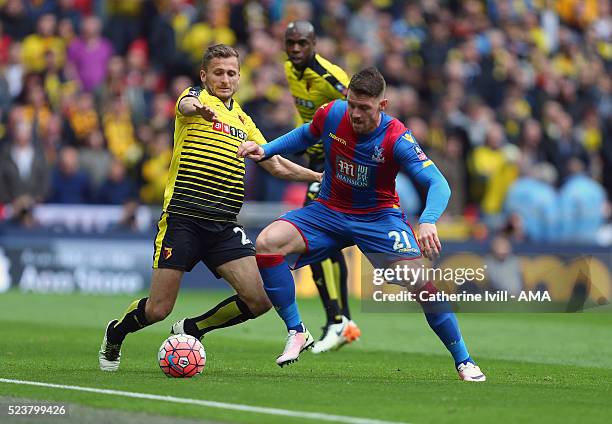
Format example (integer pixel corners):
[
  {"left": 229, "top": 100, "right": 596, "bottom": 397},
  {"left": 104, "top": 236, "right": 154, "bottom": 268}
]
[{"left": 238, "top": 67, "right": 485, "bottom": 382}]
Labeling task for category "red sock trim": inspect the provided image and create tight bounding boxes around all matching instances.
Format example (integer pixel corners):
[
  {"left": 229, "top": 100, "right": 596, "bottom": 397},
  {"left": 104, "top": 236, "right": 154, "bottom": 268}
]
[{"left": 255, "top": 254, "right": 284, "bottom": 268}]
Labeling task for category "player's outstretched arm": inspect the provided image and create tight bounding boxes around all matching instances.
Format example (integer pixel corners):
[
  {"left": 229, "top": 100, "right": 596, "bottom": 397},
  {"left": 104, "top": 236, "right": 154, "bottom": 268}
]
[
  {"left": 178, "top": 97, "right": 218, "bottom": 121},
  {"left": 247, "top": 124, "right": 319, "bottom": 160},
  {"left": 258, "top": 155, "right": 322, "bottom": 183}
]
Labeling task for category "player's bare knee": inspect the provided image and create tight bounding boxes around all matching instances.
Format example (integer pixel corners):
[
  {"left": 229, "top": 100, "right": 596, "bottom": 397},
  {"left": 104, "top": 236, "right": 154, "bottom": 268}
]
[{"left": 255, "top": 230, "right": 281, "bottom": 255}]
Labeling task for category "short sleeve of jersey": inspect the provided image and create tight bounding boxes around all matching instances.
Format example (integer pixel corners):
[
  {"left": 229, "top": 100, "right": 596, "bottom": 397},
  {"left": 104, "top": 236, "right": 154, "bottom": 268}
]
[
  {"left": 175, "top": 86, "right": 206, "bottom": 118},
  {"left": 392, "top": 131, "right": 433, "bottom": 177},
  {"left": 245, "top": 113, "right": 267, "bottom": 146},
  {"left": 309, "top": 101, "right": 335, "bottom": 138}
]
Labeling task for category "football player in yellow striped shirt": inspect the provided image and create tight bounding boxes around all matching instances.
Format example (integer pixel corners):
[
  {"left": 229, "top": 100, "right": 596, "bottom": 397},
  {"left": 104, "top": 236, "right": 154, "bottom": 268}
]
[
  {"left": 283, "top": 21, "right": 361, "bottom": 353},
  {"left": 99, "top": 44, "right": 321, "bottom": 371}
]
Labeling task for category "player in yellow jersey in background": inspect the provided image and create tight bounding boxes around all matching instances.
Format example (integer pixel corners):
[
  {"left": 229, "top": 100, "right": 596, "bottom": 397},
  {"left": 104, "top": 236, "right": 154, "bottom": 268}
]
[
  {"left": 100, "top": 44, "right": 321, "bottom": 371},
  {"left": 283, "top": 21, "right": 361, "bottom": 353}
]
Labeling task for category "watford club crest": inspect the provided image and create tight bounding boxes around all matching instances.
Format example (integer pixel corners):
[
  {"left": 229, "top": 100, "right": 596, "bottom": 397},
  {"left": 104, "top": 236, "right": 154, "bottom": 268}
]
[
  {"left": 238, "top": 114, "right": 246, "bottom": 125},
  {"left": 163, "top": 247, "right": 173, "bottom": 260}
]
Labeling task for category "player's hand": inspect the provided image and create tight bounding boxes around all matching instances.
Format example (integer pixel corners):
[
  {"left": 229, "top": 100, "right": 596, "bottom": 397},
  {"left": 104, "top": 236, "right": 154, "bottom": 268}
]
[
  {"left": 237, "top": 141, "right": 265, "bottom": 161},
  {"left": 315, "top": 171, "right": 323, "bottom": 183},
  {"left": 417, "top": 223, "right": 441, "bottom": 260},
  {"left": 195, "top": 104, "right": 218, "bottom": 122}
]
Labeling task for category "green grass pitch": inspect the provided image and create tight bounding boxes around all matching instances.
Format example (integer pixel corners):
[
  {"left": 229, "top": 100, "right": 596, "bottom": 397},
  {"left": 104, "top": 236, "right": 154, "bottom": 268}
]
[{"left": 1, "top": 290, "right": 611, "bottom": 423}]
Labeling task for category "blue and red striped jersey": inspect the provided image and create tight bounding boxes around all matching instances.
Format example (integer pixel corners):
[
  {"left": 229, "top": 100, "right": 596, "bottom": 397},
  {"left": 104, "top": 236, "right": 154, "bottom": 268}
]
[{"left": 308, "top": 100, "right": 433, "bottom": 213}]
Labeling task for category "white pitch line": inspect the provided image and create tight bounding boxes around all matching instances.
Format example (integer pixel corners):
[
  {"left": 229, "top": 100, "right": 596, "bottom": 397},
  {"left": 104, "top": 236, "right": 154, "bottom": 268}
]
[{"left": 0, "top": 378, "right": 408, "bottom": 424}]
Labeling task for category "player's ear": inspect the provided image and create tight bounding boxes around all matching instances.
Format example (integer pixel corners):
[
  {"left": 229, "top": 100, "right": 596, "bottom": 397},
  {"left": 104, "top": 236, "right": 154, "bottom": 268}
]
[
  {"left": 379, "top": 98, "right": 388, "bottom": 111},
  {"left": 199, "top": 68, "right": 206, "bottom": 84}
]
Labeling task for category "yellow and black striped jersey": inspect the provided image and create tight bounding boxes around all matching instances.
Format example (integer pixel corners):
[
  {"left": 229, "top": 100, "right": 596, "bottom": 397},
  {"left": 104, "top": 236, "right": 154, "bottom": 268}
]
[
  {"left": 284, "top": 54, "right": 349, "bottom": 169},
  {"left": 162, "top": 86, "right": 267, "bottom": 221}
]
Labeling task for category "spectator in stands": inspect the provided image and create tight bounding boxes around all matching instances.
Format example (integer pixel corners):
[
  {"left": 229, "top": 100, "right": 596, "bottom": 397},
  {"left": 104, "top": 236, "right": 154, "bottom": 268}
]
[
  {"left": 42, "top": 48, "right": 74, "bottom": 111},
  {"left": 64, "top": 91, "right": 98, "bottom": 144},
  {"left": 559, "top": 158, "right": 607, "bottom": 244},
  {"left": 147, "top": 1, "right": 179, "bottom": 74},
  {"left": 139, "top": 130, "right": 171, "bottom": 205},
  {"left": 48, "top": 145, "right": 91, "bottom": 203},
  {"left": 56, "top": 0, "right": 82, "bottom": 32},
  {"left": 504, "top": 163, "right": 559, "bottom": 243},
  {"left": 149, "top": 92, "right": 173, "bottom": 133},
  {"left": 39, "top": 112, "right": 62, "bottom": 164},
  {"left": 102, "top": 95, "right": 140, "bottom": 166},
  {"left": 1, "top": 0, "right": 33, "bottom": 41},
  {"left": 79, "top": 129, "right": 111, "bottom": 189},
  {"left": 21, "top": 81, "right": 53, "bottom": 138},
  {"left": 103, "top": 0, "right": 143, "bottom": 55},
  {"left": 0, "top": 121, "right": 49, "bottom": 206},
  {"left": 468, "top": 122, "right": 507, "bottom": 204},
  {"left": 95, "top": 158, "right": 137, "bottom": 205},
  {"left": 4, "top": 40, "right": 23, "bottom": 99},
  {"left": 181, "top": 2, "right": 236, "bottom": 66},
  {"left": 542, "top": 111, "right": 590, "bottom": 181},
  {"left": 485, "top": 235, "right": 523, "bottom": 296},
  {"left": 517, "top": 119, "right": 547, "bottom": 174},
  {"left": 21, "top": 13, "right": 64, "bottom": 73},
  {"left": 66, "top": 15, "right": 113, "bottom": 92}
]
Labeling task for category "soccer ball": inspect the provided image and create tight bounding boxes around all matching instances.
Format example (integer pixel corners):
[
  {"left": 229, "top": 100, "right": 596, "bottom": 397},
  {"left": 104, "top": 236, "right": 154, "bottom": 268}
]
[{"left": 158, "top": 334, "right": 206, "bottom": 378}]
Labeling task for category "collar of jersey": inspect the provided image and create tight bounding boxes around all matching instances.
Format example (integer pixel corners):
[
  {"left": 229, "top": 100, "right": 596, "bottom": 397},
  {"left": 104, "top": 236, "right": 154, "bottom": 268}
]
[
  {"left": 292, "top": 54, "right": 318, "bottom": 80},
  {"left": 357, "top": 112, "right": 390, "bottom": 142},
  {"left": 204, "top": 86, "right": 234, "bottom": 111}
]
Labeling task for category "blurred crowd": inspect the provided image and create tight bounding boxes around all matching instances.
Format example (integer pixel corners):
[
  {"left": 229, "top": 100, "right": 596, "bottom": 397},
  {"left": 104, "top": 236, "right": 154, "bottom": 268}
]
[{"left": 0, "top": 0, "right": 610, "bottom": 244}]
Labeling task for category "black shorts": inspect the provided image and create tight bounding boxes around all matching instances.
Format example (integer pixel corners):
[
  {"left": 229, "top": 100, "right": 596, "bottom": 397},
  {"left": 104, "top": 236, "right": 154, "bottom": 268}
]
[{"left": 153, "top": 212, "right": 255, "bottom": 278}]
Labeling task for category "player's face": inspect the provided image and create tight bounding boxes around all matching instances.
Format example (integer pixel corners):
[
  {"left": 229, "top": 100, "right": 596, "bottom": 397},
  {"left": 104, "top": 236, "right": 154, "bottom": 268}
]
[
  {"left": 346, "top": 90, "right": 387, "bottom": 134},
  {"left": 201, "top": 57, "right": 240, "bottom": 101},
  {"left": 285, "top": 32, "right": 314, "bottom": 69}
]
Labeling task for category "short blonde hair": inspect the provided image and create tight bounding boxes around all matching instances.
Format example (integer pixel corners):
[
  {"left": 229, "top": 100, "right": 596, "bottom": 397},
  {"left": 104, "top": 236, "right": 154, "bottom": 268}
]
[{"left": 202, "top": 44, "right": 239, "bottom": 70}]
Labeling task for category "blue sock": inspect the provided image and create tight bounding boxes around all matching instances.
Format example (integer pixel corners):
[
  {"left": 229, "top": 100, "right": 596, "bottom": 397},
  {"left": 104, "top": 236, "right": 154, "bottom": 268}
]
[
  {"left": 419, "top": 283, "right": 472, "bottom": 367},
  {"left": 256, "top": 254, "right": 304, "bottom": 332}
]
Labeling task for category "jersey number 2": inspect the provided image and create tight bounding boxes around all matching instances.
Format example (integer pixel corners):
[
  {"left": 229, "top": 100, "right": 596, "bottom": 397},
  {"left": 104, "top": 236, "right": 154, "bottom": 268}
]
[
  {"left": 233, "top": 227, "right": 252, "bottom": 245},
  {"left": 388, "top": 231, "right": 412, "bottom": 251}
]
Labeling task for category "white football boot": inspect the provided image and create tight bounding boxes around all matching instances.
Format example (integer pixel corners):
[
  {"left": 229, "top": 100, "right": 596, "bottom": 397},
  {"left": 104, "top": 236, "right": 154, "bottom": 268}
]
[
  {"left": 170, "top": 318, "right": 186, "bottom": 335},
  {"left": 171, "top": 318, "right": 202, "bottom": 339},
  {"left": 99, "top": 320, "right": 121, "bottom": 372},
  {"left": 457, "top": 362, "right": 486, "bottom": 382},
  {"left": 276, "top": 329, "right": 315, "bottom": 367},
  {"left": 312, "top": 316, "right": 361, "bottom": 353}
]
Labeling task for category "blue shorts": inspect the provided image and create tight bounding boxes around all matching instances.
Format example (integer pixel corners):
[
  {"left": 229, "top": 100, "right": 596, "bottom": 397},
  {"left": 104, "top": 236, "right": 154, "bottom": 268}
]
[{"left": 277, "top": 201, "right": 422, "bottom": 269}]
